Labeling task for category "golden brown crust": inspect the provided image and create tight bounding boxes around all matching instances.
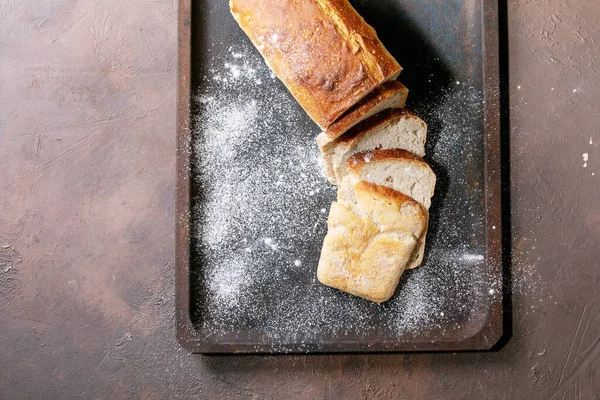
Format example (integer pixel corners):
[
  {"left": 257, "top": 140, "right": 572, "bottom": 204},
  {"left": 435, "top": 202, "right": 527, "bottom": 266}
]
[
  {"left": 346, "top": 148, "right": 426, "bottom": 173},
  {"left": 354, "top": 181, "right": 427, "bottom": 219},
  {"left": 318, "top": 225, "right": 416, "bottom": 303},
  {"left": 335, "top": 108, "right": 420, "bottom": 145},
  {"left": 317, "top": 108, "right": 422, "bottom": 157},
  {"left": 317, "top": 181, "right": 427, "bottom": 303},
  {"left": 318, "top": 107, "right": 427, "bottom": 184},
  {"left": 320, "top": 81, "right": 408, "bottom": 143},
  {"left": 346, "top": 156, "right": 433, "bottom": 270},
  {"left": 230, "top": 0, "right": 402, "bottom": 129}
]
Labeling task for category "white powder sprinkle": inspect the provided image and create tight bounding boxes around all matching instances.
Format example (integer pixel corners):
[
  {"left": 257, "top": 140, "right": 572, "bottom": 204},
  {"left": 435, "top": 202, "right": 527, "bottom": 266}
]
[
  {"left": 207, "top": 256, "right": 249, "bottom": 309},
  {"left": 191, "top": 43, "right": 495, "bottom": 346},
  {"left": 462, "top": 254, "right": 485, "bottom": 262},
  {"left": 263, "top": 238, "right": 279, "bottom": 251}
]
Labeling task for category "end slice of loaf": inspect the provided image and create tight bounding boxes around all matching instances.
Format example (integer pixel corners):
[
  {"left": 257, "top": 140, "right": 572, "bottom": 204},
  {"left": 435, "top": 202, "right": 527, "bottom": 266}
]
[
  {"left": 316, "top": 81, "right": 409, "bottom": 147},
  {"left": 317, "top": 181, "right": 427, "bottom": 303},
  {"left": 229, "top": 0, "right": 402, "bottom": 129},
  {"left": 338, "top": 149, "right": 436, "bottom": 269},
  {"left": 319, "top": 108, "right": 427, "bottom": 184}
]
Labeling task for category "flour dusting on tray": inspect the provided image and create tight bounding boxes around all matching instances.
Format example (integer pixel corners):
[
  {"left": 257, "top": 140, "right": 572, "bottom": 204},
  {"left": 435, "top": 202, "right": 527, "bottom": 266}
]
[{"left": 191, "top": 44, "right": 488, "bottom": 349}]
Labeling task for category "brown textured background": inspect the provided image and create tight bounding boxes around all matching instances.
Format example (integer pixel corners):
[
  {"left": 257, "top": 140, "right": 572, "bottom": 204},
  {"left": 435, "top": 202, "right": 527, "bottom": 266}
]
[{"left": 1, "top": 0, "right": 599, "bottom": 398}]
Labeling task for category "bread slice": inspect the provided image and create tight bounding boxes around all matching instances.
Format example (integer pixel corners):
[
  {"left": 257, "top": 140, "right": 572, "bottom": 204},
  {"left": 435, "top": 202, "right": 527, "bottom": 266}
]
[
  {"left": 317, "top": 81, "right": 409, "bottom": 146},
  {"left": 230, "top": 0, "right": 402, "bottom": 129},
  {"left": 338, "top": 149, "right": 436, "bottom": 269},
  {"left": 318, "top": 181, "right": 428, "bottom": 303},
  {"left": 339, "top": 149, "right": 436, "bottom": 208},
  {"left": 319, "top": 108, "right": 427, "bottom": 184}
]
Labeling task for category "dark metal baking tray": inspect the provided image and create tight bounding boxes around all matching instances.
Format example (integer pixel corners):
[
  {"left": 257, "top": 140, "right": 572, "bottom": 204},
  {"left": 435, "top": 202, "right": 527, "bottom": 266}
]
[{"left": 176, "top": 0, "right": 503, "bottom": 353}]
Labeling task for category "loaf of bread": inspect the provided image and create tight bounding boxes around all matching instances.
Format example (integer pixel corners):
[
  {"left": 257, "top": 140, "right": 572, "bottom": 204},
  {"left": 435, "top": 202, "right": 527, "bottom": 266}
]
[
  {"left": 317, "top": 181, "right": 428, "bottom": 303},
  {"left": 319, "top": 108, "right": 427, "bottom": 184},
  {"left": 229, "top": 0, "right": 402, "bottom": 129},
  {"left": 318, "top": 81, "right": 409, "bottom": 145},
  {"left": 228, "top": 0, "right": 437, "bottom": 304},
  {"left": 339, "top": 149, "right": 436, "bottom": 269}
]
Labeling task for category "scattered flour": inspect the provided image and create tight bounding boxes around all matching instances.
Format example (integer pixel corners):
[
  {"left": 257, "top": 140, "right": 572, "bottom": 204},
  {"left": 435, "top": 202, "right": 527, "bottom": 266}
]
[
  {"left": 207, "top": 256, "right": 249, "bottom": 309},
  {"left": 190, "top": 43, "right": 494, "bottom": 349}
]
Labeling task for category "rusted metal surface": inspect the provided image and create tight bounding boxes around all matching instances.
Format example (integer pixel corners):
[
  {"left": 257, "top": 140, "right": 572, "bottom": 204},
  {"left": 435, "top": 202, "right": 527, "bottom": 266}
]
[
  {"left": 175, "top": 0, "right": 196, "bottom": 357},
  {"left": 176, "top": 0, "right": 503, "bottom": 353},
  {"left": 1, "top": 0, "right": 600, "bottom": 397}
]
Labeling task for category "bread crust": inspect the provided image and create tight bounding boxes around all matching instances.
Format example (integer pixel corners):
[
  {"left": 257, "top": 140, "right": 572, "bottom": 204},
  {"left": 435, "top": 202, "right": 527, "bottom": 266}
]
[
  {"left": 230, "top": 0, "right": 402, "bottom": 129},
  {"left": 348, "top": 152, "right": 435, "bottom": 269},
  {"left": 355, "top": 180, "right": 422, "bottom": 212},
  {"left": 347, "top": 148, "right": 427, "bottom": 172},
  {"left": 317, "top": 108, "right": 423, "bottom": 155},
  {"left": 335, "top": 108, "right": 421, "bottom": 146},
  {"left": 317, "top": 181, "right": 427, "bottom": 303},
  {"left": 318, "top": 81, "right": 408, "bottom": 144},
  {"left": 319, "top": 108, "right": 427, "bottom": 184},
  {"left": 354, "top": 181, "right": 427, "bottom": 235}
]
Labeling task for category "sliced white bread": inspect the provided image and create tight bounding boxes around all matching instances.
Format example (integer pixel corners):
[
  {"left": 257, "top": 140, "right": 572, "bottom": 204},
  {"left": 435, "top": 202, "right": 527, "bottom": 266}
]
[
  {"left": 317, "top": 180, "right": 428, "bottom": 303},
  {"left": 338, "top": 149, "right": 436, "bottom": 208},
  {"left": 319, "top": 108, "right": 427, "bottom": 185},
  {"left": 338, "top": 149, "right": 436, "bottom": 270},
  {"left": 316, "top": 81, "right": 409, "bottom": 147}
]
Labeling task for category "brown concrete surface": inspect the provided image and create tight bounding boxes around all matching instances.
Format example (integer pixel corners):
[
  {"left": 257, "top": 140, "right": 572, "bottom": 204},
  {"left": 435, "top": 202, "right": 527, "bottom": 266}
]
[{"left": 1, "top": 0, "right": 599, "bottom": 398}]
